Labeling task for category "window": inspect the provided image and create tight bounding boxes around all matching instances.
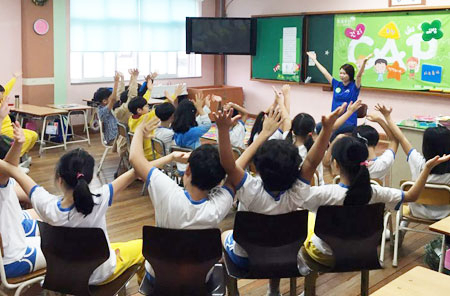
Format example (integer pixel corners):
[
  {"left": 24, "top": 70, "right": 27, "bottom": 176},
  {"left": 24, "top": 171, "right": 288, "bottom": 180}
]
[{"left": 70, "top": 0, "right": 201, "bottom": 83}]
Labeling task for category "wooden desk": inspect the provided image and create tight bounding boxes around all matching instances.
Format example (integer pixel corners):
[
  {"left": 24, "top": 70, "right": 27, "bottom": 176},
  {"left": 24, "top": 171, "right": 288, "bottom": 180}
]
[
  {"left": 430, "top": 216, "right": 450, "bottom": 235},
  {"left": 11, "top": 104, "right": 68, "bottom": 156},
  {"left": 48, "top": 104, "right": 92, "bottom": 145},
  {"left": 371, "top": 266, "right": 450, "bottom": 296}
]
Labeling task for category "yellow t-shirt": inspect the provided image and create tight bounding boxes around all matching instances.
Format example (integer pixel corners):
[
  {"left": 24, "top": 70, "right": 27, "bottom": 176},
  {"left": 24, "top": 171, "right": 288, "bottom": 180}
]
[
  {"left": 128, "top": 110, "right": 158, "bottom": 160},
  {"left": 1, "top": 77, "right": 16, "bottom": 133}
]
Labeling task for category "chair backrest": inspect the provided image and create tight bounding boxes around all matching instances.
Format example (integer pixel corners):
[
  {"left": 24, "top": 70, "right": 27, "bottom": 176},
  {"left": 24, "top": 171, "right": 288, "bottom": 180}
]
[
  {"left": 170, "top": 145, "right": 193, "bottom": 154},
  {"left": 151, "top": 138, "right": 167, "bottom": 158},
  {"left": 142, "top": 226, "right": 221, "bottom": 296},
  {"left": 357, "top": 103, "right": 368, "bottom": 118},
  {"left": 38, "top": 221, "right": 110, "bottom": 296},
  {"left": 314, "top": 203, "right": 384, "bottom": 272},
  {"left": 97, "top": 117, "right": 111, "bottom": 148},
  {"left": 0, "top": 233, "right": 3, "bottom": 257},
  {"left": 233, "top": 211, "right": 308, "bottom": 278},
  {"left": 117, "top": 122, "right": 130, "bottom": 146},
  {"left": 400, "top": 180, "right": 450, "bottom": 206}
]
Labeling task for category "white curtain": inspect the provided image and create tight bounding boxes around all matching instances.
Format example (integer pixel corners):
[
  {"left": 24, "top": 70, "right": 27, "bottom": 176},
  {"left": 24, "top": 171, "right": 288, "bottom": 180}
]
[{"left": 70, "top": 0, "right": 199, "bottom": 52}]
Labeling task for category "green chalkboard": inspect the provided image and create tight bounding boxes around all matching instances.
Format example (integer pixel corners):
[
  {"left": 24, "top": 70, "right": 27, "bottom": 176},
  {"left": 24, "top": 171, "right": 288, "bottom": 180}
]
[
  {"left": 251, "top": 16, "right": 303, "bottom": 82},
  {"left": 305, "top": 14, "right": 335, "bottom": 84}
]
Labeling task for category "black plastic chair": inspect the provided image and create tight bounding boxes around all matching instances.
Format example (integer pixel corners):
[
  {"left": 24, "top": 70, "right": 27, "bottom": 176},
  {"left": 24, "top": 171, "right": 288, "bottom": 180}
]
[
  {"left": 139, "top": 226, "right": 225, "bottom": 296},
  {"left": 223, "top": 211, "right": 309, "bottom": 296},
  {"left": 38, "top": 221, "right": 140, "bottom": 296},
  {"left": 301, "top": 203, "right": 385, "bottom": 296}
]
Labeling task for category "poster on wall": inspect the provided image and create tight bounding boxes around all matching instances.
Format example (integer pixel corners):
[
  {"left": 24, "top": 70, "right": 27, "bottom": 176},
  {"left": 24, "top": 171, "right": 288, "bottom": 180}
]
[{"left": 332, "top": 10, "right": 450, "bottom": 91}]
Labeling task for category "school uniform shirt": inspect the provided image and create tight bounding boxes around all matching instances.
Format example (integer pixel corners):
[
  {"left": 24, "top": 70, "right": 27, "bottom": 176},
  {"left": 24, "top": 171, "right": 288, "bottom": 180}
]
[
  {"left": 252, "top": 128, "right": 289, "bottom": 143},
  {"left": 98, "top": 105, "right": 118, "bottom": 144},
  {"left": 0, "top": 178, "right": 27, "bottom": 265},
  {"left": 29, "top": 184, "right": 116, "bottom": 285},
  {"left": 298, "top": 145, "right": 324, "bottom": 186},
  {"left": 155, "top": 126, "right": 175, "bottom": 155},
  {"left": 232, "top": 172, "right": 311, "bottom": 257},
  {"left": 368, "top": 149, "right": 395, "bottom": 180},
  {"left": 230, "top": 120, "right": 246, "bottom": 150},
  {"left": 113, "top": 77, "right": 137, "bottom": 125},
  {"left": 306, "top": 183, "right": 404, "bottom": 259},
  {"left": 145, "top": 167, "right": 234, "bottom": 275},
  {"left": 331, "top": 78, "right": 360, "bottom": 126},
  {"left": 407, "top": 148, "right": 450, "bottom": 219}
]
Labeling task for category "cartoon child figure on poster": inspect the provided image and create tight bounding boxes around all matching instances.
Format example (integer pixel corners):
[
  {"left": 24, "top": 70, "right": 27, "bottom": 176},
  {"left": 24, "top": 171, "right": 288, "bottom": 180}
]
[
  {"left": 374, "top": 58, "right": 388, "bottom": 82},
  {"left": 407, "top": 57, "right": 419, "bottom": 80}
]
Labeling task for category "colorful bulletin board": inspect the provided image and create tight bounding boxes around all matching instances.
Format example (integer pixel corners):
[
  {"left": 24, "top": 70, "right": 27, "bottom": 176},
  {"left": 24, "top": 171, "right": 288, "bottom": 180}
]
[
  {"left": 332, "top": 10, "right": 450, "bottom": 91},
  {"left": 251, "top": 15, "right": 303, "bottom": 82}
]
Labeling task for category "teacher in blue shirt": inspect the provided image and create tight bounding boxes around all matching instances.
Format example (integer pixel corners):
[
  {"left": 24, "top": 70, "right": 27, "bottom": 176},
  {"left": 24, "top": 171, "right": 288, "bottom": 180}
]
[{"left": 307, "top": 51, "right": 372, "bottom": 140}]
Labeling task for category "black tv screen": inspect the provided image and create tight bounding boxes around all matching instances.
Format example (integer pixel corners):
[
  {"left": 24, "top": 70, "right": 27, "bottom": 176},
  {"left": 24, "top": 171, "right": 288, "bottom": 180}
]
[{"left": 186, "top": 17, "right": 256, "bottom": 55}]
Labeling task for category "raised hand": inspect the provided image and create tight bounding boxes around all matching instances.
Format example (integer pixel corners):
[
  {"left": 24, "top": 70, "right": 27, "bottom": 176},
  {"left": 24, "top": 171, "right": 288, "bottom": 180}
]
[
  {"left": 366, "top": 112, "right": 382, "bottom": 123},
  {"left": 114, "top": 71, "right": 120, "bottom": 82},
  {"left": 272, "top": 86, "right": 284, "bottom": 106},
  {"left": 13, "top": 71, "right": 22, "bottom": 78},
  {"left": 205, "top": 94, "right": 212, "bottom": 109},
  {"left": 374, "top": 103, "right": 392, "bottom": 118},
  {"left": 0, "top": 99, "right": 10, "bottom": 120},
  {"left": 347, "top": 100, "right": 362, "bottom": 113},
  {"left": 214, "top": 108, "right": 241, "bottom": 130},
  {"left": 174, "top": 84, "right": 184, "bottom": 97},
  {"left": 425, "top": 154, "right": 450, "bottom": 170},
  {"left": 281, "top": 84, "right": 290, "bottom": 96},
  {"left": 172, "top": 151, "right": 191, "bottom": 163},
  {"left": 129, "top": 68, "right": 139, "bottom": 77},
  {"left": 12, "top": 121, "right": 25, "bottom": 144},
  {"left": 364, "top": 53, "right": 374, "bottom": 62},
  {"left": 193, "top": 93, "right": 206, "bottom": 110},
  {"left": 137, "top": 116, "right": 160, "bottom": 137},
  {"left": 262, "top": 107, "right": 282, "bottom": 136},
  {"left": 322, "top": 103, "right": 347, "bottom": 130},
  {"left": 306, "top": 51, "right": 317, "bottom": 60}
]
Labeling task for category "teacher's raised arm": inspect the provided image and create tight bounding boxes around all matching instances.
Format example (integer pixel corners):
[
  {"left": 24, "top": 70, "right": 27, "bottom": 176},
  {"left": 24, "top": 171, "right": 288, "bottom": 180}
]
[
  {"left": 307, "top": 51, "right": 333, "bottom": 84},
  {"left": 355, "top": 53, "right": 373, "bottom": 88}
]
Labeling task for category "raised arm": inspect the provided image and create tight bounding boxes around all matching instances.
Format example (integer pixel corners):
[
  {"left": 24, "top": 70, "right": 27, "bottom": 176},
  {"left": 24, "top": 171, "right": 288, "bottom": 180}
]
[
  {"left": 366, "top": 110, "right": 399, "bottom": 153},
  {"left": 236, "top": 108, "right": 283, "bottom": 171},
  {"left": 116, "top": 72, "right": 125, "bottom": 100},
  {"left": 355, "top": 53, "right": 373, "bottom": 88},
  {"left": 215, "top": 109, "right": 245, "bottom": 189},
  {"left": 127, "top": 68, "right": 139, "bottom": 103},
  {"left": 281, "top": 84, "right": 291, "bottom": 116},
  {"left": 403, "top": 154, "right": 450, "bottom": 202},
  {"left": 332, "top": 100, "right": 362, "bottom": 131},
  {"left": 0, "top": 121, "right": 24, "bottom": 185},
  {"left": 0, "top": 160, "right": 37, "bottom": 196},
  {"left": 307, "top": 51, "right": 333, "bottom": 84},
  {"left": 111, "top": 168, "right": 136, "bottom": 196},
  {"left": 227, "top": 102, "right": 249, "bottom": 122},
  {"left": 107, "top": 72, "right": 120, "bottom": 111},
  {"left": 0, "top": 99, "right": 9, "bottom": 133},
  {"left": 272, "top": 86, "right": 291, "bottom": 132},
  {"left": 376, "top": 104, "right": 412, "bottom": 155},
  {"left": 301, "top": 104, "right": 346, "bottom": 182}
]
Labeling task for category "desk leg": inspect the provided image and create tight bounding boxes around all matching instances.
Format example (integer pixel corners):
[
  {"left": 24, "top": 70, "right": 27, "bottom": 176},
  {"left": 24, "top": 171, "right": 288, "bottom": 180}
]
[
  {"left": 59, "top": 114, "right": 67, "bottom": 150},
  {"left": 83, "top": 110, "right": 91, "bottom": 145},
  {"left": 39, "top": 116, "right": 47, "bottom": 156}
]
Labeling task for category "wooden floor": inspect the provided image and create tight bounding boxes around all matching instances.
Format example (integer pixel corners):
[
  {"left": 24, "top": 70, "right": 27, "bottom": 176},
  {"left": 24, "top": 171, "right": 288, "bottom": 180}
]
[{"left": 22, "top": 132, "right": 436, "bottom": 296}]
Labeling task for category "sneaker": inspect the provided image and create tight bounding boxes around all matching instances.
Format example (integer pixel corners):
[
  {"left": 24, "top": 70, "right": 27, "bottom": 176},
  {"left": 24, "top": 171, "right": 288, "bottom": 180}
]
[
  {"left": 19, "top": 156, "right": 32, "bottom": 168},
  {"left": 19, "top": 166, "right": 30, "bottom": 174}
]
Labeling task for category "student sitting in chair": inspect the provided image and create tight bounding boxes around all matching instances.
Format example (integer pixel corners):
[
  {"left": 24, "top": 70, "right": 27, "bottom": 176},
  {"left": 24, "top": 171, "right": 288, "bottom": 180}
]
[
  {"left": 0, "top": 148, "right": 144, "bottom": 285},
  {"left": 129, "top": 116, "right": 233, "bottom": 286},
  {"left": 0, "top": 121, "right": 45, "bottom": 278},
  {"left": 154, "top": 102, "right": 176, "bottom": 155},
  {"left": 223, "top": 101, "right": 248, "bottom": 150}
]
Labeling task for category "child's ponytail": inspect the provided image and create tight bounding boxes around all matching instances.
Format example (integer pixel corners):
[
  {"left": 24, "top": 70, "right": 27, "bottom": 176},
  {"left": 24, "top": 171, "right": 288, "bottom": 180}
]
[
  {"left": 56, "top": 149, "right": 99, "bottom": 217},
  {"left": 332, "top": 137, "right": 372, "bottom": 206},
  {"left": 290, "top": 113, "right": 316, "bottom": 151}
]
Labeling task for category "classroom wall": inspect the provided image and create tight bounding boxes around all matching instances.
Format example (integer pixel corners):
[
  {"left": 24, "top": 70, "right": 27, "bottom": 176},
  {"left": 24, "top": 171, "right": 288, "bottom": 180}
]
[
  {"left": 225, "top": 0, "right": 450, "bottom": 124},
  {"left": 0, "top": 0, "right": 22, "bottom": 101}
]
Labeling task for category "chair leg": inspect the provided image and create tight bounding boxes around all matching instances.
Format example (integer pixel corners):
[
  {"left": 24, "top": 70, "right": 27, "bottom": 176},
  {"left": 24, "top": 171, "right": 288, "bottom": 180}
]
[
  {"left": 289, "top": 277, "right": 296, "bottom": 296},
  {"left": 379, "top": 211, "right": 391, "bottom": 266},
  {"left": 438, "top": 234, "right": 446, "bottom": 273},
  {"left": 361, "top": 270, "right": 369, "bottom": 296},
  {"left": 393, "top": 210, "right": 401, "bottom": 267},
  {"left": 97, "top": 147, "right": 111, "bottom": 175},
  {"left": 304, "top": 272, "right": 317, "bottom": 296},
  {"left": 225, "top": 274, "right": 239, "bottom": 296},
  {"left": 117, "top": 286, "right": 127, "bottom": 296}
]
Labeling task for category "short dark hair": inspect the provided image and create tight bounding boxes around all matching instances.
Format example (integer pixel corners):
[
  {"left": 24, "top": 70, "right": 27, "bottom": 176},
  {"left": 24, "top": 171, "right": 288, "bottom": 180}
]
[
  {"left": 188, "top": 144, "right": 225, "bottom": 190},
  {"left": 93, "top": 87, "right": 112, "bottom": 103},
  {"left": 127, "top": 96, "right": 148, "bottom": 115},
  {"left": 423, "top": 126, "right": 450, "bottom": 175},
  {"left": 172, "top": 100, "right": 197, "bottom": 134},
  {"left": 340, "top": 64, "right": 355, "bottom": 81},
  {"left": 155, "top": 103, "right": 175, "bottom": 121},
  {"left": 375, "top": 59, "right": 387, "bottom": 65},
  {"left": 352, "top": 125, "right": 379, "bottom": 147},
  {"left": 0, "top": 84, "right": 4, "bottom": 93},
  {"left": 254, "top": 139, "right": 301, "bottom": 192}
]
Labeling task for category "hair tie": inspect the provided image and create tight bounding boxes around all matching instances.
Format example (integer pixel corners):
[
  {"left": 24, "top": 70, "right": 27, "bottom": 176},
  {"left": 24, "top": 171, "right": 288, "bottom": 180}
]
[
  {"left": 76, "top": 173, "right": 85, "bottom": 180},
  {"left": 359, "top": 161, "right": 369, "bottom": 167},
  {"left": 308, "top": 132, "right": 313, "bottom": 137}
]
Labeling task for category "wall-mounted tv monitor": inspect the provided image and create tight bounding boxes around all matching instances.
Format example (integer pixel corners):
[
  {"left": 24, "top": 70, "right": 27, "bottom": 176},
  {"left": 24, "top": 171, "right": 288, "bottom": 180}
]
[{"left": 186, "top": 17, "right": 257, "bottom": 55}]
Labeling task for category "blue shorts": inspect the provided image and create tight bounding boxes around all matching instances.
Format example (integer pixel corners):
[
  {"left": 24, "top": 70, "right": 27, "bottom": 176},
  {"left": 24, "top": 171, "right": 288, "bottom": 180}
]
[
  {"left": 22, "top": 212, "right": 38, "bottom": 237},
  {"left": 4, "top": 247, "right": 37, "bottom": 278},
  {"left": 224, "top": 233, "right": 249, "bottom": 270}
]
